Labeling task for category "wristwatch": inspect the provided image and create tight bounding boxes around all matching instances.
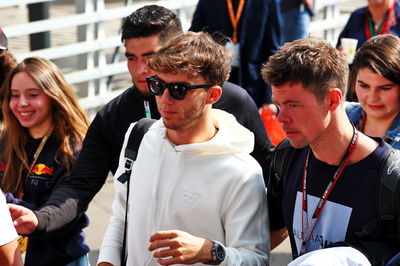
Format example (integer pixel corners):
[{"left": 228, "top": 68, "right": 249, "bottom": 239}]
[{"left": 209, "top": 240, "right": 226, "bottom": 265}]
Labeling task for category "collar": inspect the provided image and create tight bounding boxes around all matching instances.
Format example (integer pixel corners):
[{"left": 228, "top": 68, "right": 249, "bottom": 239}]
[
  {"left": 133, "top": 85, "right": 155, "bottom": 102},
  {"left": 346, "top": 102, "right": 400, "bottom": 143},
  {"left": 385, "top": 111, "right": 400, "bottom": 142}
]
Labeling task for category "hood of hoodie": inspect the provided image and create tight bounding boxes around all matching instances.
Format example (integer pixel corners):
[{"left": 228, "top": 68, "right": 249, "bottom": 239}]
[{"left": 149, "top": 108, "right": 255, "bottom": 155}]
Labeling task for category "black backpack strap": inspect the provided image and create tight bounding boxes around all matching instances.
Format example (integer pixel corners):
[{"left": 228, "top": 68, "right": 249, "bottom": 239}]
[
  {"left": 378, "top": 149, "right": 400, "bottom": 240},
  {"left": 355, "top": 148, "right": 400, "bottom": 241},
  {"left": 268, "top": 139, "right": 295, "bottom": 232},
  {"left": 269, "top": 139, "right": 295, "bottom": 202},
  {"left": 118, "top": 118, "right": 155, "bottom": 266},
  {"left": 117, "top": 118, "right": 156, "bottom": 184}
]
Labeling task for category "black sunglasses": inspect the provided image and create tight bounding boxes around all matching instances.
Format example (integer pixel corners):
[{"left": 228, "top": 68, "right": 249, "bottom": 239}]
[{"left": 146, "top": 75, "right": 213, "bottom": 100}]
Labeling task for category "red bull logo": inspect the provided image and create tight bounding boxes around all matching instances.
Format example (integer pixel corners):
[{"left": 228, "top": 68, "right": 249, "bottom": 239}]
[{"left": 31, "top": 163, "right": 53, "bottom": 176}]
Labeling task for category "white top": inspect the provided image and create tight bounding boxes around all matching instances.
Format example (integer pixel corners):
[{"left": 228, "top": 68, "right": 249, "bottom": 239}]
[
  {"left": 98, "top": 109, "right": 269, "bottom": 265},
  {"left": 0, "top": 190, "right": 18, "bottom": 246},
  {"left": 288, "top": 247, "right": 371, "bottom": 266}
]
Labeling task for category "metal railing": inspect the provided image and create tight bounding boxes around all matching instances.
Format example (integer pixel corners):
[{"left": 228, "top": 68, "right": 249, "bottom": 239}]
[
  {"left": 310, "top": 0, "right": 352, "bottom": 45},
  {"left": 2, "top": 0, "right": 197, "bottom": 116},
  {"left": 0, "top": 0, "right": 53, "bottom": 8},
  {"left": 1, "top": 0, "right": 358, "bottom": 116}
]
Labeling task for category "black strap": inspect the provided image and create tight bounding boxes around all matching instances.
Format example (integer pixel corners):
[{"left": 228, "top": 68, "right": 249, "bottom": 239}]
[
  {"left": 355, "top": 148, "right": 400, "bottom": 241},
  {"left": 269, "top": 139, "right": 294, "bottom": 202},
  {"left": 377, "top": 149, "right": 400, "bottom": 240},
  {"left": 117, "top": 118, "right": 156, "bottom": 184},
  {"left": 118, "top": 118, "right": 155, "bottom": 265},
  {"left": 268, "top": 139, "right": 295, "bottom": 231}
]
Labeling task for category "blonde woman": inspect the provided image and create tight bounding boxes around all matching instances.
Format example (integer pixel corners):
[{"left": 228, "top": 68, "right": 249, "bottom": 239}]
[{"left": 0, "top": 57, "right": 90, "bottom": 266}]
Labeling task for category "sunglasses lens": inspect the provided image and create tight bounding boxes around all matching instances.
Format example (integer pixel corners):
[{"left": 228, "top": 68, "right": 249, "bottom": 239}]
[
  {"left": 171, "top": 84, "right": 186, "bottom": 100},
  {"left": 147, "top": 77, "right": 164, "bottom": 96}
]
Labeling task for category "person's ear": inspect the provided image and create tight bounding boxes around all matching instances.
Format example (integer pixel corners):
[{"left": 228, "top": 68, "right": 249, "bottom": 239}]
[
  {"left": 327, "top": 88, "right": 342, "bottom": 111},
  {"left": 206, "top": 85, "right": 222, "bottom": 104}
]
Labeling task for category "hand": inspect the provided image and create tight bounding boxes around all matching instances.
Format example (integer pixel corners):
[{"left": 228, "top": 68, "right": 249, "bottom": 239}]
[
  {"left": 148, "top": 230, "right": 213, "bottom": 265},
  {"left": 303, "top": 0, "right": 314, "bottom": 10},
  {"left": 8, "top": 204, "right": 38, "bottom": 235}
]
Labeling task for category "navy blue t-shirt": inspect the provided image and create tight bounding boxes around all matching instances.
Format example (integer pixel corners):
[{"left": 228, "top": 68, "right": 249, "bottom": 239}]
[{"left": 271, "top": 140, "right": 390, "bottom": 257}]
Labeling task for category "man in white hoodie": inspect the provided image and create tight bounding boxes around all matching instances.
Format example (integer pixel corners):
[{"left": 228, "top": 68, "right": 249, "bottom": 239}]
[
  {"left": 0, "top": 190, "right": 22, "bottom": 266},
  {"left": 98, "top": 31, "right": 269, "bottom": 265}
]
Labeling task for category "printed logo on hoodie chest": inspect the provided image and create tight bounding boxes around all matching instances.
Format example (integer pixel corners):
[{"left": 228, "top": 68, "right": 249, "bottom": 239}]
[{"left": 182, "top": 191, "right": 200, "bottom": 206}]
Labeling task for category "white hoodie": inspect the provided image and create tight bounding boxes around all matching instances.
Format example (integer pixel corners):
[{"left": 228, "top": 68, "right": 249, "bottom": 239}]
[
  {"left": 98, "top": 109, "right": 269, "bottom": 265},
  {"left": 0, "top": 190, "right": 18, "bottom": 246}
]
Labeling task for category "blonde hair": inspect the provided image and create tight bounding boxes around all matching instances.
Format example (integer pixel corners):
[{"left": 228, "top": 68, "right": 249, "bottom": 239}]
[{"left": 1, "top": 57, "right": 89, "bottom": 194}]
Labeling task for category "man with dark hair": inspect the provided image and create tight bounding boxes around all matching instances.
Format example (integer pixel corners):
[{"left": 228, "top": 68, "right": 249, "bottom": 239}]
[
  {"left": 98, "top": 31, "right": 268, "bottom": 265},
  {"left": 263, "top": 38, "right": 400, "bottom": 265},
  {"left": 121, "top": 5, "right": 182, "bottom": 45},
  {"left": 9, "top": 4, "right": 273, "bottom": 249}
]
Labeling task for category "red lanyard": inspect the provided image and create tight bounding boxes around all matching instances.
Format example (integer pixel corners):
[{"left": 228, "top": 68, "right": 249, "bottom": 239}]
[
  {"left": 19, "top": 129, "right": 53, "bottom": 199},
  {"left": 226, "top": 0, "right": 246, "bottom": 44},
  {"left": 300, "top": 125, "right": 359, "bottom": 255},
  {"left": 365, "top": 0, "right": 396, "bottom": 40},
  {"left": 358, "top": 112, "right": 367, "bottom": 133}
]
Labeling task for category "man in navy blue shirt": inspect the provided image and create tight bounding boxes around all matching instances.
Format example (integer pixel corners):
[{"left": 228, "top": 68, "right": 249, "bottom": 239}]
[{"left": 263, "top": 38, "right": 399, "bottom": 265}]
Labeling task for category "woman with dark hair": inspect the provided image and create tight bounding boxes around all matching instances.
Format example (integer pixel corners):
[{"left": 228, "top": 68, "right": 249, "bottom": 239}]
[
  {"left": 0, "top": 57, "right": 90, "bottom": 266},
  {"left": 346, "top": 34, "right": 400, "bottom": 149}
]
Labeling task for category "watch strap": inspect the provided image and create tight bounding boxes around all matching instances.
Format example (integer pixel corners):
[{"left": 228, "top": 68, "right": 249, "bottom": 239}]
[{"left": 206, "top": 240, "right": 226, "bottom": 265}]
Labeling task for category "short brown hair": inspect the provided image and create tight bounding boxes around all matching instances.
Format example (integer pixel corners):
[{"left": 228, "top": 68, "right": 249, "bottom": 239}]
[
  {"left": 262, "top": 38, "right": 348, "bottom": 102},
  {"left": 147, "top": 31, "right": 232, "bottom": 86},
  {"left": 348, "top": 34, "right": 400, "bottom": 96}
]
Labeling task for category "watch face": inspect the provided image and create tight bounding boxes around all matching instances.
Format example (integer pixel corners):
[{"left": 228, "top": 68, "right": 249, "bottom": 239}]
[{"left": 215, "top": 244, "right": 225, "bottom": 261}]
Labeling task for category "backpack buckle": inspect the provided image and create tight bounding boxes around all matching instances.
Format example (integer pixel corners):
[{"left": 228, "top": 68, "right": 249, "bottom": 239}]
[
  {"left": 124, "top": 158, "right": 134, "bottom": 171},
  {"left": 117, "top": 158, "right": 134, "bottom": 184}
]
